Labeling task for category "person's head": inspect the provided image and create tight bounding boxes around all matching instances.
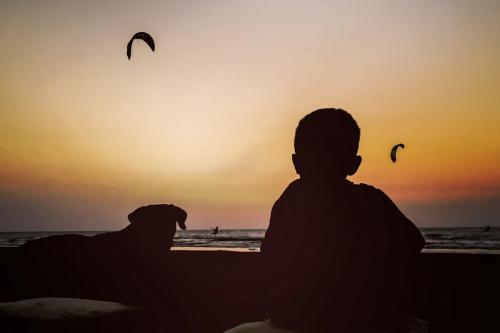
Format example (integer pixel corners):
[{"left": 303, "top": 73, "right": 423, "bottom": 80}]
[{"left": 293, "top": 108, "right": 362, "bottom": 181}]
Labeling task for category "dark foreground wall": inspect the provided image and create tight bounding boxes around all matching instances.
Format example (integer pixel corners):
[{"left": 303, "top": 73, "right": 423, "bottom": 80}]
[{"left": 0, "top": 249, "right": 498, "bottom": 333}]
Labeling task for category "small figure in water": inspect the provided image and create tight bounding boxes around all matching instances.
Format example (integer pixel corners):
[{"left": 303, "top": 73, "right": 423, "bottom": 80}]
[
  {"left": 211, "top": 226, "right": 219, "bottom": 236},
  {"left": 483, "top": 226, "right": 491, "bottom": 232}
]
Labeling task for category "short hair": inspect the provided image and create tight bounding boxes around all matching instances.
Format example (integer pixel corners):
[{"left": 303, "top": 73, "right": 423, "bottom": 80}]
[{"left": 294, "top": 108, "right": 360, "bottom": 158}]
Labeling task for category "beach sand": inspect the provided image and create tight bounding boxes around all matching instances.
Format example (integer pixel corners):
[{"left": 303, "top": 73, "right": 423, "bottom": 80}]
[{"left": 0, "top": 248, "right": 497, "bottom": 332}]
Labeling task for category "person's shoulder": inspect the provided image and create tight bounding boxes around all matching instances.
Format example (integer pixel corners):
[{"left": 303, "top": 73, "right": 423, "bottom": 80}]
[
  {"left": 273, "top": 179, "right": 303, "bottom": 207},
  {"left": 352, "top": 182, "right": 399, "bottom": 209},
  {"left": 353, "top": 182, "right": 385, "bottom": 197},
  {"left": 286, "top": 178, "right": 302, "bottom": 189},
  {"left": 279, "top": 178, "right": 303, "bottom": 197},
  {"left": 354, "top": 182, "right": 409, "bottom": 219},
  {"left": 354, "top": 184, "right": 424, "bottom": 251}
]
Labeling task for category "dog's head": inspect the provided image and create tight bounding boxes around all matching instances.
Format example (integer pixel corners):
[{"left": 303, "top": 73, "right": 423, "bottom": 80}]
[{"left": 127, "top": 204, "right": 187, "bottom": 238}]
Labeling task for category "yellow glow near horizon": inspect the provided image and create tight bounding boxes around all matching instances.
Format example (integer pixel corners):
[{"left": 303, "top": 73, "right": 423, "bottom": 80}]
[{"left": 1, "top": 0, "right": 499, "bottom": 230}]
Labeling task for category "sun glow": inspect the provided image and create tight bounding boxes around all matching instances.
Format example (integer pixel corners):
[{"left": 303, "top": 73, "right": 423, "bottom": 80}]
[{"left": 1, "top": 0, "right": 499, "bottom": 230}]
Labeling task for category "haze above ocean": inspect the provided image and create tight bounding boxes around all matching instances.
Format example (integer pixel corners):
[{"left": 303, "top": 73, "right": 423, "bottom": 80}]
[{"left": 1, "top": 228, "right": 499, "bottom": 254}]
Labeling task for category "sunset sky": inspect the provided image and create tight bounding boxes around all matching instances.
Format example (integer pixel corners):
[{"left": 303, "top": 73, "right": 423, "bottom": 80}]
[{"left": 1, "top": 0, "right": 499, "bottom": 231}]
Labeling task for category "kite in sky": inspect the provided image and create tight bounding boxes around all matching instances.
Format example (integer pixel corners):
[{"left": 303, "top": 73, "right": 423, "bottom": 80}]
[
  {"left": 126, "top": 32, "right": 155, "bottom": 60},
  {"left": 390, "top": 143, "right": 405, "bottom": 163}
]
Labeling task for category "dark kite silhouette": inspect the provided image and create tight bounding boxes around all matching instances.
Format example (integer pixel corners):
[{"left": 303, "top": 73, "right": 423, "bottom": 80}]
[
  {"left": 390, "top": 143, "right": 405, "bottom": 163},
  {"left": 127, "top": 32, "right": 155, "bottom": 60}
]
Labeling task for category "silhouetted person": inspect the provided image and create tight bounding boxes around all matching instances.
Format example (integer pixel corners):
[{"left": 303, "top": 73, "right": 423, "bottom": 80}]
[
  {"left": 212, "top": 226, "right": 219, "bottom": 236},
  {"left": 260, "top": 109, "right": 425, "bottom": 333}
]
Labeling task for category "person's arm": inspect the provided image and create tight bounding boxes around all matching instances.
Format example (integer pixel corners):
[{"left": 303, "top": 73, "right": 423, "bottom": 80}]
[
  {"left": 371, "top": 189, "right": 425, "bottom": 329},
  {"left": 260, "top": 199, "right": 285, "bottom": 256},
  {"left": 261, "top": 180, "right": 302, "bottom": 255},
  {"left": 377, "top": 189, "right": 425, "bottom": 254},
  {"left": 261, "top": 191, "right": 304, "bottom": 314}
]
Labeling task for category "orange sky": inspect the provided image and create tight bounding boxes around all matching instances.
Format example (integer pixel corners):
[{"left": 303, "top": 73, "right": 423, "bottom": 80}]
[{"left": 1, "top": 0, "right": 499, "bottom": 230}]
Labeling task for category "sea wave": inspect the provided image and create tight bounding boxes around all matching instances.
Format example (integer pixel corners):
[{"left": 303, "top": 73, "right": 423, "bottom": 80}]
[{"left": 1, "top": 228, "right": 499, "bottom": 252}]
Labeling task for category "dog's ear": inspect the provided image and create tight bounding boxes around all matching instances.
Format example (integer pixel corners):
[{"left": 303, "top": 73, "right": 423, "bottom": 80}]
[
  {"left": 172, "top": 205, "right": 187, "bottom": 230},
  {"left": 128, "top": 206, "right": 147, "bottom": 225}
]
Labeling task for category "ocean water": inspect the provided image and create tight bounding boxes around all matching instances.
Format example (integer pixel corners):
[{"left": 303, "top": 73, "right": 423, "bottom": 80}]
[{"left": 0, "top": 227, "right": 499, "bottom": 253}]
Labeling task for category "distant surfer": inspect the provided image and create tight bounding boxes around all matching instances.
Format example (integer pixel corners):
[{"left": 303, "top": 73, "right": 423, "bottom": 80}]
[
  {"left": 483, "top": 226, "right": 491, "bottom": 232},
  {"left": 211, "top": 226, "right": 219, "bottom": 236}
]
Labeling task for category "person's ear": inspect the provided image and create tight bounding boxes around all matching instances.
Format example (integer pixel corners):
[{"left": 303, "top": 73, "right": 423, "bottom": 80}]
[
  {"left": 292, "top": 154, "right": 302, "bottom": 175},
  {"left": 346, "top": 155, "right": 362, "bottom": 176}
]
